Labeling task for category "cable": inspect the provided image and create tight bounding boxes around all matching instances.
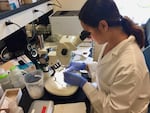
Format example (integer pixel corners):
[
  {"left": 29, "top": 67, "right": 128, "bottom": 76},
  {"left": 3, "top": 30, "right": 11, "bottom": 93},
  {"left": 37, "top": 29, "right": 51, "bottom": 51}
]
[
  {"left": 29, "top": 22, "right": 37, "bottom": 41},
  {"left": 47, "top": 0, "right": 62, "bottom": 8},
  {"left": 47, "top": 3, "right": 61, "bottom": 8},
  {"left": 5, "top": 20, "right": 27, "bottom": 38},
  {"left": 32, "top": 9, "right": 45, "bottom": 14},
  {"left": 55, "top": 0, "right": 62, "bottom": 8},
  {"left": 0, "top": 47, "right": 11, "bottom": 62},
  {"left": 5, "top": 20, "right": 21, "bottom": 28}
]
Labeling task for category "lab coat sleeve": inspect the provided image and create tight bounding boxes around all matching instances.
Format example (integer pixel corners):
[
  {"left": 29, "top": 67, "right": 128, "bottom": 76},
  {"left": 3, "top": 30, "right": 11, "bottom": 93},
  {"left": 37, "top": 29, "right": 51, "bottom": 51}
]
[
  {"left": 82, "top": 67, "right": 143, "bottom": 113},
  {"left": 87, "top": 61, "right": 98, "bottom": 82}
]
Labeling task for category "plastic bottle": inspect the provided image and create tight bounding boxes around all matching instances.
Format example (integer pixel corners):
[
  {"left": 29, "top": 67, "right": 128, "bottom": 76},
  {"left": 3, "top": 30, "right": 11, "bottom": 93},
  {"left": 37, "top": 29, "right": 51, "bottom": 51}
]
[
  {"left": 0, "top": 68, "right": 12, "bottom": 90},
  {"left": 9, "top": 66, "right": 25, "bottom": 89}
]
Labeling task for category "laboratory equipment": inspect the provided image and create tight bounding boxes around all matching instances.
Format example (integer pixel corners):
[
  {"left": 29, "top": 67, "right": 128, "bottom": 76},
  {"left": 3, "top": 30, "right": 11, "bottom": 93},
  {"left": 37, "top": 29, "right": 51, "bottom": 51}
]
[
  {"left": 28, "top": 100, "right": 54, "bottom": 113},
  {"left": 49, "top": 30, "right": 90, "bottom": 66},
  {"left": 24, "top": 70, "right": 44, "bottom": 99},
  {"left": 49, "top": 11, "right": 83, "bottom": 35},
  {"left": 38, "top": 54, "right": 55, "bottom": 82},
  {"left": 40, "top": 31, "right": 90, "bottom": 96},
  {"left": 45, "top": 67, "right": 78, "bottom": 96}
]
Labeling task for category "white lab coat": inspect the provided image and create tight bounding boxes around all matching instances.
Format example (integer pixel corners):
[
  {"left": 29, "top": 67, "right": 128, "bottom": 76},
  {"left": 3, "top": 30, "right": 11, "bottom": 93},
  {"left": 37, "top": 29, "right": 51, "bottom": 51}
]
[{"left": 83, "top": 35, "right": 150, "bottom": 113}]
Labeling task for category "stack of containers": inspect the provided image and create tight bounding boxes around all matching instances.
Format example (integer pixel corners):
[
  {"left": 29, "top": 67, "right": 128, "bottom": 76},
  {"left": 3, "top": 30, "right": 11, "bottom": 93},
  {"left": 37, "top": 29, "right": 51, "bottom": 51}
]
[
  {"left": 9, "top": 66, "right": 25, "bottom": 89},
  {"left": 0, "top": 68, "right": 12, "bottom": 90}
]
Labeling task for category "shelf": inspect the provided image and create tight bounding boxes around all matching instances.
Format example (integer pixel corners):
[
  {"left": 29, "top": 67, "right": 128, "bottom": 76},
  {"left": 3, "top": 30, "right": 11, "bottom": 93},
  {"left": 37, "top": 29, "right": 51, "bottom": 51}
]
[
  {"left": 0, "top": 0, "right": 53, "bottom": 40},
  {"left": 0, "top": 0, "right": 49, "bottom": 20}
]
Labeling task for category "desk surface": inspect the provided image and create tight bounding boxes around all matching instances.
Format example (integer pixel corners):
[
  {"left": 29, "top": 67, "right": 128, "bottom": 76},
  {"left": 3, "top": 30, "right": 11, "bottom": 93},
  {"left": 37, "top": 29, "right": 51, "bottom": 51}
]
[{"left": 19, "top": 87, "right": 90, "bottom": 113}]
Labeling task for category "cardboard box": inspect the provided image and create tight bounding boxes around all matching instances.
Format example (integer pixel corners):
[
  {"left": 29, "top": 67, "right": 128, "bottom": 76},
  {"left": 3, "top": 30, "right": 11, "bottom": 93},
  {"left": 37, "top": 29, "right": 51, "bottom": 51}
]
[
  {"left": 0, "top": 0, "right": 19, "bottom": 11},
  {"left": 0, "top": 88, "right": 22, "bottom": 105},
  {"left": 0, "top": 1, "right": 10, "bottom": 11},
  {"left": 0, "top": 88, "right": 22, "bottom": 112},
  {"left": 23, "top": 0, "right": 37, "bottom": 4}
]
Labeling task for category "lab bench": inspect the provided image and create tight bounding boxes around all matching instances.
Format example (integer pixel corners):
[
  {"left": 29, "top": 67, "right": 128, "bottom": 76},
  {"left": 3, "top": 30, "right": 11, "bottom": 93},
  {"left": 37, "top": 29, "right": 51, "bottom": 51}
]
[
  {"left": 0, "top": 0, "right": 53, "bottom": 41},
  {"left": 19, "top": 87, "right": 90, "bottom": 113}
]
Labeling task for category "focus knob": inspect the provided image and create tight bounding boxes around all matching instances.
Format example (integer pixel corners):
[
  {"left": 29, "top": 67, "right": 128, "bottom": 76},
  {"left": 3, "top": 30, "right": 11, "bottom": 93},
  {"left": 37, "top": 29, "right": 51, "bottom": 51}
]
[{"left": 61, "top": 48, "right": 68, "bottom": 55}]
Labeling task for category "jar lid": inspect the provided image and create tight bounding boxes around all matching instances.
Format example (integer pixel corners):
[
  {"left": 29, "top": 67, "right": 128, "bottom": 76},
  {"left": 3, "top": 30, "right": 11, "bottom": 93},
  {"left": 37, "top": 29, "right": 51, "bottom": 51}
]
[{"left": 0, "top": 73, "right": 8, "bottom": 79}]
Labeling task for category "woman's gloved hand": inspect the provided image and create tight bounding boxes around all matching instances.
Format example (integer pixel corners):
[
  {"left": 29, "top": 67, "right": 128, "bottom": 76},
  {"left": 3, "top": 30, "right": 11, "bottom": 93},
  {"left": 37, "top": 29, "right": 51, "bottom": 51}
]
[
  {"left": 64, "top": 71, "right": 87, "bottom": 88},
  {"left": 66, "top": 61, "right": 86, "bottom": 72}
]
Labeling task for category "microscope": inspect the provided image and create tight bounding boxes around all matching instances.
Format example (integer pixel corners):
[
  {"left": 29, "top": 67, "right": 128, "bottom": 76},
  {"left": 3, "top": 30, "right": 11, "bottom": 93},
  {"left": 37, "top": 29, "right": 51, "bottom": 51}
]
[
  {"left": 38, "top": 31, "right": 91, "bottom": 96},
  {"left": 56, "top": 30, "right": 90, "bottom": 66},
  {"left": 38, "top": 30, "right": 90, "bottom": 66}
]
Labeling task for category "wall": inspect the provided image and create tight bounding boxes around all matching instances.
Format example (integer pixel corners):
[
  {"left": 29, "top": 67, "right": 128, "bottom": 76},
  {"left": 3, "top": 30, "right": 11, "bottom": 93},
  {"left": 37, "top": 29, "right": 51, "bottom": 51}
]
[
  {"left": 114, "top": 0, "right": 150, "bottom": 24},
  {"left": 53, "top": 0, "right": 86, "bottom": 11},
  {"left": 49, "top": 0, "right": 87, "bottom": 35}
]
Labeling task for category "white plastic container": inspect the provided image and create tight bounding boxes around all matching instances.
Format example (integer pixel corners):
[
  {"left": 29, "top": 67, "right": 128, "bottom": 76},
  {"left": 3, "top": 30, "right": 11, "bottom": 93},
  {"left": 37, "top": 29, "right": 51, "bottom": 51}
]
[
  {"left": 9, "top": 66, "right": 25, "bottom": 89},
  {"left": 0, "top": 68, "right": 12, "bottom": 90},
  {"left": 28, "top": 100, "right": 54, "bottom": 113},
  {"left": 24, "top": 70, "right": 44, "bottom": 99}
]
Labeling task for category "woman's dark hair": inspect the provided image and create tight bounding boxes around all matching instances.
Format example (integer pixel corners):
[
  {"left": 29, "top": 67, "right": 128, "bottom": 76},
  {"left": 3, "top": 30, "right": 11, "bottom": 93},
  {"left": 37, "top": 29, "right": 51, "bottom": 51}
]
[{"left": 79, "top": 0, "right": 145, "bottom": 48}]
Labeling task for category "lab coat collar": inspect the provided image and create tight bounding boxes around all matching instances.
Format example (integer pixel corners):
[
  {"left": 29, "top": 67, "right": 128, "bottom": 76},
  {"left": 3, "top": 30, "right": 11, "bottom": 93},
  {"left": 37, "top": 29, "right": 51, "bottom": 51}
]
[
  {"left": 111, "top": 35, "right": 136, "bottom": 56},
  {"left": 99, "top": 35, "right": 136, "bottom": 64}
]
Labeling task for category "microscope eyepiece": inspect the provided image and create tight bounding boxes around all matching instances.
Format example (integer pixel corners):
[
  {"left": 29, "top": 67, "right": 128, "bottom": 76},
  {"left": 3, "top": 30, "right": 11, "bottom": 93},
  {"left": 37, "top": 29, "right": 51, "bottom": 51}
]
[{"left": 80, "top": 30, "right": 91, "bottom": 40}]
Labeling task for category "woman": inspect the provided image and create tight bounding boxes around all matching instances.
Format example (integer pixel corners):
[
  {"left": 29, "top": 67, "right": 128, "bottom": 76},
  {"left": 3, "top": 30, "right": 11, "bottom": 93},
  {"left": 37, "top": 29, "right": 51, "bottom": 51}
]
[{"left": 64, "top": 0, "right": 150, "bottom": 113}]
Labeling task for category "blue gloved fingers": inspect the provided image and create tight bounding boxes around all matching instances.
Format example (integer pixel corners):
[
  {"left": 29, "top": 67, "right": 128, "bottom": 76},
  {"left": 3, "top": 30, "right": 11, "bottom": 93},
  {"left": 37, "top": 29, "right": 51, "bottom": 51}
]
[
  {"left": 63, "top": 71, "right": 87, "bottom": 87},
  {"left": 71, "top": 61, "right": 86, "bottom": 70},
  {"left": 65, "top": 66, "right": 75, "bottom": 72},
  {"left": 66, "top": 61, "right": 86, "bottom": 72},
  {"left": 63, "top": 71, "right": 81, "bottom": 85}
]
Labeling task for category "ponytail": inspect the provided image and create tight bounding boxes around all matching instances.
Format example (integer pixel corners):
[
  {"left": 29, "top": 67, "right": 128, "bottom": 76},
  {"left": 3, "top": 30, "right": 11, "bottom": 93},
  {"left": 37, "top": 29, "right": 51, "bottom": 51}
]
[{"left": 120, "top": 16, "right": 145, "bottom": 48}]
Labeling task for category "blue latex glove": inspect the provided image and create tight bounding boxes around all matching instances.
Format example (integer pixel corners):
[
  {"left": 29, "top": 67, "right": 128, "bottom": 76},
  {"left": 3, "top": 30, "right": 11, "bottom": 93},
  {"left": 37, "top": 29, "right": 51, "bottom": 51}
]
[
  {"left": 66, "top": 61, "right": 86, "bottom": 72},
  {"left": 64, "top": 71, "right": 87, "bottom": 87}
]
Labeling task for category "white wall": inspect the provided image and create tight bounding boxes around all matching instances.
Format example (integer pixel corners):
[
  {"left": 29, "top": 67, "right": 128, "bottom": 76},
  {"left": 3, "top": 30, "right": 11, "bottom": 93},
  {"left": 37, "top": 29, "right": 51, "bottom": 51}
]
[
  {"left": 49, "top": 0, "right": 87, "bottom": 35},
  {"left": 53, "top": 0, "right": 86, "bottom": 11},
  {"left": 114, "top": 0, "right": 150, "bottom": 24}
]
